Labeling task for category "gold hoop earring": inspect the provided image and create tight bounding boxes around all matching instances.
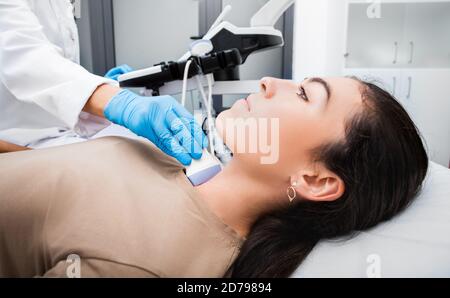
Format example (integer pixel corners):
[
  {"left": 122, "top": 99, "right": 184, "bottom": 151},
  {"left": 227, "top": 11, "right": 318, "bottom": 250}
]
[{"left": 287, "top": 182, "right": 298, "bottom": 203}]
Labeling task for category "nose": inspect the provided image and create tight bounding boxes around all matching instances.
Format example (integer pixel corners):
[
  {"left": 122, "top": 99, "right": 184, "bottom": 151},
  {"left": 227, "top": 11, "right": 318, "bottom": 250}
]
[{"left": 260, "top": 77, "right": 285, "bottom": 99}]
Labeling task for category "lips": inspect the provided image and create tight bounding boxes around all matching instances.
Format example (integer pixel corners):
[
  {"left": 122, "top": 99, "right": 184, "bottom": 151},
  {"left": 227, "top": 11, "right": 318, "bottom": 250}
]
[{"left": 233, "top": 97, "right": 251, "bottom": 112}]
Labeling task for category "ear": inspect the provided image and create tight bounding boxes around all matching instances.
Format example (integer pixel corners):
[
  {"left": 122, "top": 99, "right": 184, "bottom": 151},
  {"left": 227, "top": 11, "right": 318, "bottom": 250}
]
[{"left": 291, "top": 165, "right": 345, "bottom": 202}]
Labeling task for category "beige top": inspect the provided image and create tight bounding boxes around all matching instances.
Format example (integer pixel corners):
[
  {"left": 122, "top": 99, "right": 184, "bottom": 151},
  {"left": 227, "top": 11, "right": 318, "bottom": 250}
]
[{"left": 0, "top": 137, "right": 243, "bottom": 277}]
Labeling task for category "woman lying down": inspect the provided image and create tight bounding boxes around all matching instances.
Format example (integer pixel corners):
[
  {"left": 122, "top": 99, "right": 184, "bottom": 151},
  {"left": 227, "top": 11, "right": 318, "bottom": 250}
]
[{"left": 0, "top": 77, "right": 428, "bottom": 278}]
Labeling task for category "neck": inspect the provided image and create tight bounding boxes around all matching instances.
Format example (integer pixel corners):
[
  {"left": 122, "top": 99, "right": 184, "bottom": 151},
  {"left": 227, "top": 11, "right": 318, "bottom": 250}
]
[{"left": 195, "top": 159, "right": 285, "bottom": 238}]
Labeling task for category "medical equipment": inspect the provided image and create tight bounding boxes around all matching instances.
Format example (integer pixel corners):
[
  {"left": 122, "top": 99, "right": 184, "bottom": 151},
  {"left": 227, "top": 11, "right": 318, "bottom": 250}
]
[
  {"left": 118, "top": 0, "right": 296, "bottom": 186},
  {"left": 183, "top": 39, "right": 223, "bottom": 185}
]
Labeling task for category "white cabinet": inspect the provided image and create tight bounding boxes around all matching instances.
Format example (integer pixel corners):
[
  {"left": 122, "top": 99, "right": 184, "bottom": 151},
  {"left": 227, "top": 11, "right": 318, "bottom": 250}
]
[
  {"left": 399, "top": 70, "right": 450, "bottom": 166},
  {"left": 346, "top": 3, "right": 406, "bottom": 68},
  {"left": 403, "top": 3, "right": 450, "bottom": 68},
  {"left": 292, "top": 0, "right": 450, "bottom": 166},
  {"left": 345, "top": 1, "right": 450, "bottom": 69},
  {"left": 344, "top": 0, "right": 450, "bottom": 167},
  {"left": 344, "top": 68, "right": 450, "bottom": 166}
]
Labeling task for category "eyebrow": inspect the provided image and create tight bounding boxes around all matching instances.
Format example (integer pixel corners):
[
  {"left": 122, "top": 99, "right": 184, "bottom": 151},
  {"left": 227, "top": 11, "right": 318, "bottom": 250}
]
[{"left": 307, "top": 77, "right": 331, "bottom": 103}]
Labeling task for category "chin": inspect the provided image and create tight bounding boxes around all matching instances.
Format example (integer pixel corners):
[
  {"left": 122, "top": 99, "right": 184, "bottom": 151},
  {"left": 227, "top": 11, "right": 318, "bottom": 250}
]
[
  {"left": 215, "top": 112, "right": 225, "bottom": 137},
  {"left": 215, "top": 113, "right": 227, "bottom": 145},
  {"left": 215, "top": 111, "right": 236, "bottom": 154}
]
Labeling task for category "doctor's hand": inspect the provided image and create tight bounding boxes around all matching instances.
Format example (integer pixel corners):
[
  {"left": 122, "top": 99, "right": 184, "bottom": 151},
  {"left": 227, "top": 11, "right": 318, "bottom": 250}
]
[
  {"left": 104, "top": 64, "right": 133, "bottom": 81},
  {"left": 103, "top": 89, "right": 208, "bottom": 166}
]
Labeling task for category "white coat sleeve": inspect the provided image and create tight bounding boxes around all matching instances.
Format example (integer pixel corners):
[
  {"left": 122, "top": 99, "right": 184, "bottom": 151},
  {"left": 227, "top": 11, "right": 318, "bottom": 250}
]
[{"left": 0, "top": 0, "right": 118, "bottom": 133}]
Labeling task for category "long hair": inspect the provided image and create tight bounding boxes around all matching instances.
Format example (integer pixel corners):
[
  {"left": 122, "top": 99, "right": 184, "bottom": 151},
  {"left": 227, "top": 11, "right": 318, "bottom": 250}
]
[{"left": 227, "top": 80, "right": 429, "bottom": 278}]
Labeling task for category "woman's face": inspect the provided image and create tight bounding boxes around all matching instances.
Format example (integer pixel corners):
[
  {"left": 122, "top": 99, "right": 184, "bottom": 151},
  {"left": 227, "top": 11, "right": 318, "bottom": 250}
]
[{"left": 216, "top": 77, "right": 364, "bottom": 180}]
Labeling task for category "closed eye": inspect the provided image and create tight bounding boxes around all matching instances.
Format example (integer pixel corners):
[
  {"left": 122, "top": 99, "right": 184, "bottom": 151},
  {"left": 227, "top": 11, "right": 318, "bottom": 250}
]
[{"left": 297, "top": 86, "right": 309, "bottom": 102}]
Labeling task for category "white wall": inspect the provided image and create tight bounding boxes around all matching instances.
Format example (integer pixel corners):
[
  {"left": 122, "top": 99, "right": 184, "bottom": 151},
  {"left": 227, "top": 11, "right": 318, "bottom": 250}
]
[
  {"left": 292, "top": 0, "right": 347, "bottom": 81},
  {"left": 113, "top": 0, "right": 199, "bottom": 69}
]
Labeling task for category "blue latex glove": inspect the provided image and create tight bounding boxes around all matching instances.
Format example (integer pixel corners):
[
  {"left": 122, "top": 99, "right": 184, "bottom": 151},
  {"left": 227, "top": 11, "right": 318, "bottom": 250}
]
[
  {"left": 104, "top": 64, "right": 133, "bottom": 81},
  {"left": 104, "top": 89, "right": 208, "bottom": 166}
]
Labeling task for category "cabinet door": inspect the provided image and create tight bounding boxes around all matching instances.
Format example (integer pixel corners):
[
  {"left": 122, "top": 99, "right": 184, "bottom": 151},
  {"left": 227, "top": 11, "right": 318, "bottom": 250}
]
[
  {"left": 403, "top": 2, "right": 450, "bottom": 68},
  {"left": 345, "top": 3, "right": 406, "bottom": 68},
  {"left": 400, "top": 70, "right": 450, "bottom": 166}
]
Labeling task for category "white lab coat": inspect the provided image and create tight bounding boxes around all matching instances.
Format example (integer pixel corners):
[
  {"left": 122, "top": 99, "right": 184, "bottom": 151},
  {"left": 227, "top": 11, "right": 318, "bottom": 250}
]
[{"left": 0, "top": 0, "right": 117, "bottom": 148}]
